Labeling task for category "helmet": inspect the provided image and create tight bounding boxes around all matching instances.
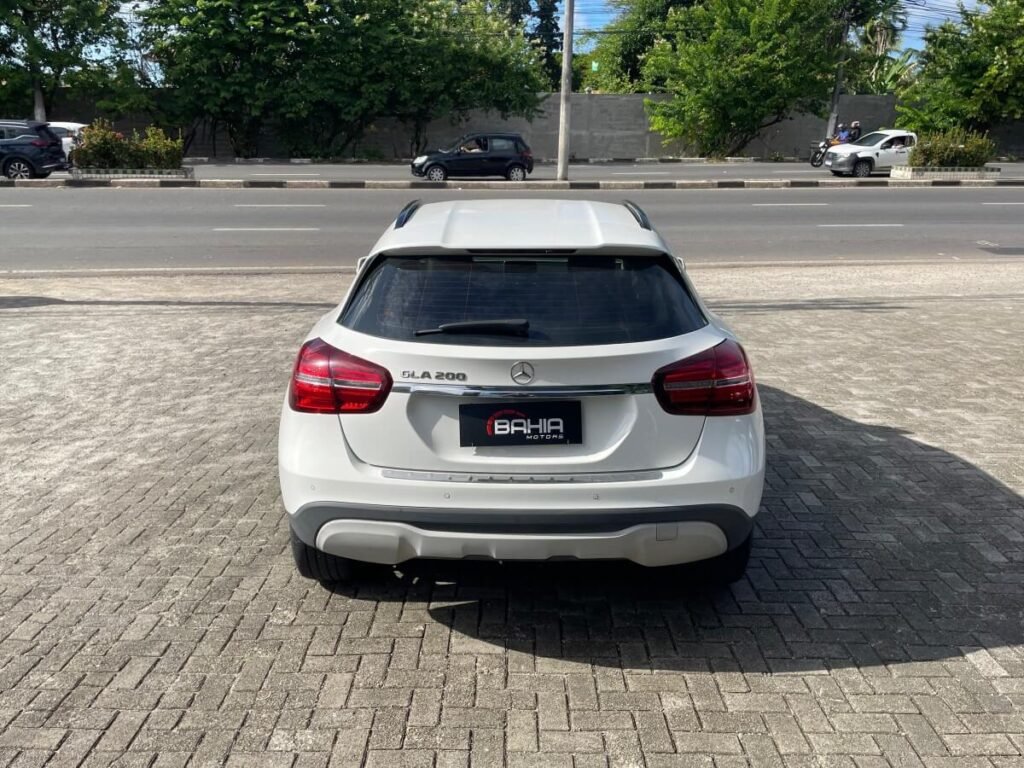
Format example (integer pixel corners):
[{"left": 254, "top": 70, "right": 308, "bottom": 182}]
[
  {"left": 852, "top": 121, "right": 860, "bottom": 127},
  {"left": 837, "top": 123, "right": 846, "bottom": 129}
]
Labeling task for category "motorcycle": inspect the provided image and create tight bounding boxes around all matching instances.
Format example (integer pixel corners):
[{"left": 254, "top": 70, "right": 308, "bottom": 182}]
[{"left": 810, "top": 137, "right": 841, "bottom": 168}]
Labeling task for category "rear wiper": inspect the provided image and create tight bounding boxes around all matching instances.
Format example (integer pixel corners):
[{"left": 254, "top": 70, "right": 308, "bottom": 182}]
[{"left": 414, "top": 319, "right": 529, "bottom": 337}]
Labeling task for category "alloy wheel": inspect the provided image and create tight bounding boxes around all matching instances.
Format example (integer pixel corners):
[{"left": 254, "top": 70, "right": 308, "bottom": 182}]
[
  {"left": 5, "top": 161, "right": 32, "bottom": 180},
  {"left": 426, "top": 166, "right": 446, "bottom": 182},
  {"left": 507, "top": 166, "right": 526, "bottom": 182}
]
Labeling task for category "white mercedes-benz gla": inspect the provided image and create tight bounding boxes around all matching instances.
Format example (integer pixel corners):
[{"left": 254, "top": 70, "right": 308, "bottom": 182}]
[{"left": 279, "top": 199, "right": 765, "bottom": 583}]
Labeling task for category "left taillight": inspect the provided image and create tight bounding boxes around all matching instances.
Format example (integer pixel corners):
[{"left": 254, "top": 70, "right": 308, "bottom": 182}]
[{"left": 288, "top": 338, "right": 392, "bottom": 414}]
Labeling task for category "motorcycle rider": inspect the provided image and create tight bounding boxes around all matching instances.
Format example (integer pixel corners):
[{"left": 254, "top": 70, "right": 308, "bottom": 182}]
[
  {"left": 849, "top": 121, "right": 862, "bottom": 141},
  {"left": 836, "top": 123, "right": 851, "bottom": 143}
]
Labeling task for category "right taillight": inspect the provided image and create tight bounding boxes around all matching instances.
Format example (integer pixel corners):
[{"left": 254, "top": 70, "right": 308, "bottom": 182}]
[
  {"left": 289, "top": 338, "right": 392, "bottom": 414},
  {"left": 653, "top": 339, "right": 756, "bottom": 416}
]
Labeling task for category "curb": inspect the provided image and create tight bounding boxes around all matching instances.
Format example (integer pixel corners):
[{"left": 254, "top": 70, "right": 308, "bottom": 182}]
[
  {"left": 181, "top": 156, "right": 812, "bottom": 165},
  {"left": 4, "top": 178, "right": 1024, "bottom": 190}
]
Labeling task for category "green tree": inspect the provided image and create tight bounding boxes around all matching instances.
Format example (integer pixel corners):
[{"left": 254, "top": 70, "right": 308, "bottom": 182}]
[
  {"left": 583, "top": 0, "right": 695, "bottom": 92},
  {"left": 497, "top": 0, "right": 534, "bottom": 25},
  {"left": 643, "top": 0, "right": 839, "bottom": 156},
  {"left": 897, "top": 0, "right": 1024, "bottom": 132},
  {"left": 143, "top": 0, "right": 326, "bottom": 157},
  {"left": 384, "top": 0, "right": 546, "bottom": 155},
  {"left": 0, "top": 0, "right": 126, "bottom": 121},
  {"left": 844, "top": 3, "right": 916, "bottom": 94},
  {"left": 529, "top": 0, "right": 562, "bottom": 87},
  {"left": 146, "top": 0, "right": 544, "bottom": 158}
]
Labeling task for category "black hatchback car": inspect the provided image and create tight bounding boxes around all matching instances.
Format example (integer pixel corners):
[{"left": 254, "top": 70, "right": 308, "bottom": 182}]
[
  {"left": 0, "top": 120, "right": 67, "bottom": 179},
  {"left": 411, "top": 132, "right": 534, "bottom": 182}
]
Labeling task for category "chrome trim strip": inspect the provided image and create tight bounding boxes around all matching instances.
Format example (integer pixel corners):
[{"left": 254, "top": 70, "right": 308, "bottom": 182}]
[
  {"left": 390, "top": 382, "right": 653, "bottom": 398},
  {"left": 293, "top": 373, "right": 382, "bottom": 390},
  {"left": 381, "top": 468, "right": 663, "bottom": 484},
  {"left": 332, "top": 378, "right": 382, "bottom": 390}
]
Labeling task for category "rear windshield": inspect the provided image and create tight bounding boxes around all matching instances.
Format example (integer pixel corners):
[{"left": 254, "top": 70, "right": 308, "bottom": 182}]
[{"left": 340, "top": 254, "right": 707, "bottom": 346}]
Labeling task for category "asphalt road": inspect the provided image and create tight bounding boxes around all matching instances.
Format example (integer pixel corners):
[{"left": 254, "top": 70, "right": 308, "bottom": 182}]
[
  {"left": 2, "top": 186, "right": 1023, "bottom": 271},
  {"left": 171, "top": 160, "right": 1024, "bottom": 182}
]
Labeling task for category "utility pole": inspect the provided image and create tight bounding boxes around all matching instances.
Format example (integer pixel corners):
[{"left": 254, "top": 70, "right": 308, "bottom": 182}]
[
  {"left": 556, "top": 0, "right": 574, "bottom": 180},
  {"left": 826, "top": 15, "right": 851, "bottom": 138}
]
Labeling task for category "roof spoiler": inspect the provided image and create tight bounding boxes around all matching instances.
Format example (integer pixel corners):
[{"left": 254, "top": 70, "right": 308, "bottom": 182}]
[
  {"left": 394, "top": 199, "right": 421, "bottom": 229},
  {"left": 621, "top": 200, "right": 652, "bottom": 230}
]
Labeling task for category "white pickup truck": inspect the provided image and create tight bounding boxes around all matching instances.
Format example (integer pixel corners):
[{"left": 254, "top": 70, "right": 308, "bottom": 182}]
[{"left": 824, "top": 129, "right": 918, "bottom": 177}]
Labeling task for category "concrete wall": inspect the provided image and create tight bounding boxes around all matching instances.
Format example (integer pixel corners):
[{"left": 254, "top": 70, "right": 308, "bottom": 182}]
[
  {"left": 355, "top": 94, "right": 688, "bottom": 160},
  {"left": 54, "top": 91, "right": 1023, "bottom": 160},
  {"left": 355, "top": 93, "right": 899, "bottom": 161},
  {"left": 745, "top": 94, "right": 899, "bottom": 159},
  {"left": 990, "top": 122, "right": 1024, "bottom": 158}
]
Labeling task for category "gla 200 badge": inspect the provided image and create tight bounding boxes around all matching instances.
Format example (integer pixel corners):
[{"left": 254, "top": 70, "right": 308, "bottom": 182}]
[{"left": 401, "top": 370, "right": 468, "bottom": 382}]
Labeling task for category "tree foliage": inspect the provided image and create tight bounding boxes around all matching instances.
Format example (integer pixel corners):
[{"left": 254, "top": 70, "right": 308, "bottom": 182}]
[
  {"left": 582, "top": 0, "right": 695, "bottom": 92},
  {"left": 845, "top": 3, "right": 918, "bottom": 94},
  {"left": 897, "top": 0, "right": 1024, "bottom": 132},
  {"left": 144, "top": 0, "right": 544, "bottom": 158},
  {"left": 643, "top": 0, "right": 839, "bottom": 156},
  {"left": 378, "top": 0, "right": 546, "bottom": 156},
  {"left": 0, "top": 0, "right": 127, "bottom": 120},
  {"left": 530, "top": 0, "right": 562, "bottom": 88}
]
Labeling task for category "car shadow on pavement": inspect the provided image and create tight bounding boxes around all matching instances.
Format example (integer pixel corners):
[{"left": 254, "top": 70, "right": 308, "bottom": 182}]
[{"left": 327, "top": 384, "right": 1024, "bottom": 672}]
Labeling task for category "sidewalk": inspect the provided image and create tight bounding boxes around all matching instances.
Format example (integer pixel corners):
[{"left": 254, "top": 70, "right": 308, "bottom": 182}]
[{"left": 6, "top": 176, "right": 1024, "bottom": 189}]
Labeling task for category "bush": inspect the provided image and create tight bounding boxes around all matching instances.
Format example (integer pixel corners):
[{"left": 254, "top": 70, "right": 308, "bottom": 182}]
[
  {"left": 71, "top": 120, "right": 183, "bottom": 169},
  {"left": 908, "top": 128, "right": 996, "bottom": 168},
  {"left": 137, "top": 127, "right": 184, "bottom": 168}
]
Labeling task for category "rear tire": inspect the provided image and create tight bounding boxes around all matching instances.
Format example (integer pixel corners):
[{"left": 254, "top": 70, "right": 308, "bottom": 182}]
[
  {"left": 853, "top": 159, "right": 872, "bottom": 178},
  {"left": 506, "top": 164, "right": 527, "bottom": 181},
  {"left": 291, "top": 527, "right": 355, "bottom": 583},
  {"left": 3, "top": 158, "right": 35, "bottom": 179}
]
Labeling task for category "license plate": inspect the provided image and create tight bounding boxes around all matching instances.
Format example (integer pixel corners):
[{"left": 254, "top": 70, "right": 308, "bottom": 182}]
[{"left": 459, "top": 401, "right": 583, "bottom": 447}]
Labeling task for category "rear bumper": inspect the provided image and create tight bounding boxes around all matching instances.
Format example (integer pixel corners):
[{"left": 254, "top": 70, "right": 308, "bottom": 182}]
[
  {"left": 281, "top": 400, "right": 764, "bottom": 566},
  {"left": 308, "top": 514, "right": 741, "bottom": 567},
  {"left": 293, "top": 502, "right": 753, "bottom": 566}
]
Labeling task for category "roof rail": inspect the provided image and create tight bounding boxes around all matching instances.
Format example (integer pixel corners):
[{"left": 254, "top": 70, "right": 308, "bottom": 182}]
[
  {"left": 621, "top": 200, "right": 652, "bottom": 230},
  {"left": 394, "top": 199, "right": 422, "bottom": 229}
]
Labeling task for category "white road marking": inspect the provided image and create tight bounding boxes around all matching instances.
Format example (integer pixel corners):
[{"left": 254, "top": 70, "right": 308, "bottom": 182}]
[
  {"left": 817, "top": 223, "right": 904, "bottom": 228},
  {"left": 234, "top": 204, "right": 327, "bottom": 208},
  {"left": 213, "top": 227, "right": 321, "bottom": 231},
  {"left": 753, "top": 203, "right": 829, "bottom": 207},
  {"left": 981, "top": 202, "right": 1024, "bottom": 205},
  {"left": 250, "top": 173, "right": 322, "bottom": 176},
  {"left": 611, "top": 171, "right": 671, "bottom": 176},
  {"left": 0, "top": 204, "right": 33, "bottom": 208}
]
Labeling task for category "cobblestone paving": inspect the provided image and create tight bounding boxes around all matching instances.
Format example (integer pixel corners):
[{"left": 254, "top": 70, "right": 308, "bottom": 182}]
[{"left": 1, "top": 262, "right": 1022, "bottom": 768}]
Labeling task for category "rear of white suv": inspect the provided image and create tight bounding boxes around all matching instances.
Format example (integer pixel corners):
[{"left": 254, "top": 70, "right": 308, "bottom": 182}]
[{"left": 279, "top": 199, "right": 765, "bottom": 583}]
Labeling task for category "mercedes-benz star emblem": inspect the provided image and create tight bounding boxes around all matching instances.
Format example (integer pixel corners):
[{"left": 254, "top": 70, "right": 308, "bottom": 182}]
[{"left": 510, "top": 361, "right": 534, "bottom": 385}]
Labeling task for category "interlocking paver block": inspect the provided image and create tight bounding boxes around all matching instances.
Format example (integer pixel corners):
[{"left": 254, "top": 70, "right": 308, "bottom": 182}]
[{"left": 0, "top": 262, "right": 1022, "bottom": 767}]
